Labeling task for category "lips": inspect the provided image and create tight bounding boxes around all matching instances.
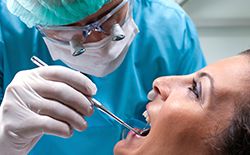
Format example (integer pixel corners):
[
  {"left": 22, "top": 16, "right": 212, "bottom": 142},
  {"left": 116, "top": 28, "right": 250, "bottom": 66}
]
[{"left": 125, "top": 129, "right": 139, "bottom": 141}]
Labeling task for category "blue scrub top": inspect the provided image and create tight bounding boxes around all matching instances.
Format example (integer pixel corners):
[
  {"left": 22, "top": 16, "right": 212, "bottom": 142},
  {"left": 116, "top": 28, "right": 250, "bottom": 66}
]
[{"left": 0, "top": 0, "right": 206, "bottom": 154}]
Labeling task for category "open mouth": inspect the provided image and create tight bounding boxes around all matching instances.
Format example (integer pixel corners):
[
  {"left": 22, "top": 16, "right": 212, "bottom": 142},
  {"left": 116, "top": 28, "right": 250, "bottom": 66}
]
[
  {"left": 140, "top": 110, "right": 151, "bottom": 137},
  {"left": 140, "top": 128, "right": 150, "bottom": 136},
  {"left": 136, "top": 89, "right": 158, "bottom": 137},
  {"left": 123, "top": 110, "right": 151, "bottom": 139}
]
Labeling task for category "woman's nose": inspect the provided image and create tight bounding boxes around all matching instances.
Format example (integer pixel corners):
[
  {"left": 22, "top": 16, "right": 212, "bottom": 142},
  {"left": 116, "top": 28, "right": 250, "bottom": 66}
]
[{"left": 153, "top": 77, "right": 171, "bottom": 101}]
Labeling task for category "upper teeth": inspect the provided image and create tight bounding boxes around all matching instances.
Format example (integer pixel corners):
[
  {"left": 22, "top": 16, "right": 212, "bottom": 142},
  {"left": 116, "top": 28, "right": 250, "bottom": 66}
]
[{"left": 143, "top": 110, "right": 150, "bottom": 123}]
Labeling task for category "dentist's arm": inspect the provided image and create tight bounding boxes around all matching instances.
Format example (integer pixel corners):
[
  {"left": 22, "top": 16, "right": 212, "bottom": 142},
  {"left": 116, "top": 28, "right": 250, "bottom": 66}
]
[{"left": 0, "top": 66, "right": 96, "bottom": 155}]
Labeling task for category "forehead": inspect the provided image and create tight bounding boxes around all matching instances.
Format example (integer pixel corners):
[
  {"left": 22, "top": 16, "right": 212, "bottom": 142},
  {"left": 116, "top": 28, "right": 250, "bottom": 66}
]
[
  {"left": 69, "top": 0, "right": 123, "bottom": 26},
  {"left": 201, "top": 55, "right": 250, "bottom": 102},
  {"left": 203, "top": 56, "right": 249, "bottom": 83}
]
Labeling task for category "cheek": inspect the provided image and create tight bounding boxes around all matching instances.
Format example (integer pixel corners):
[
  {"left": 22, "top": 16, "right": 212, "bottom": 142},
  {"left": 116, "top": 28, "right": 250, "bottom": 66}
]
[
  {"left": 158, "top": 98, "right": 206, "bottom": 135},
  {"left": 150, "top": 105, "right": 209, "bottom": 150}
]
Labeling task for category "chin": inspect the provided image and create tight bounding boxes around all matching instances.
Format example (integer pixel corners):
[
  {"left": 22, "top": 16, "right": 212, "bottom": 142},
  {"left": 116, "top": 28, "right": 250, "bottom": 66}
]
[
  {"left": 113, "top": 140, "right": 126, "bottom": 155},
  {"left": 113, "top": 141, "right": 141, "bottom": 155},
  {"left": 113, "top": 129, "right": 151, "bottom": 155}
]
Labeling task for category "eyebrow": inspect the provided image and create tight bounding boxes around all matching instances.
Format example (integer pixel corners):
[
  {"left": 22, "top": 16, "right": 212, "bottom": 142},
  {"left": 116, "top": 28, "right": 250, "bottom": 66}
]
[{"left": 197, "top": 72, "right": 215, "bottom": 104}]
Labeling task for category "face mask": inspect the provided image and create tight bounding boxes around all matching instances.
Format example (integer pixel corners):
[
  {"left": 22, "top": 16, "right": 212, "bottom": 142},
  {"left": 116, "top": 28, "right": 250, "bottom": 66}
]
[{"left": 43, "top": 17, "right": 139, "bottom": 77}]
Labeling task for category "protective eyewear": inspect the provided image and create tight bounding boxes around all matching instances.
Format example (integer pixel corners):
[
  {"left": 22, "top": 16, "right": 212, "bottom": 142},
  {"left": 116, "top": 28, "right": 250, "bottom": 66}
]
[{"left": 37, "top": 0, "right": 131, "bottom": 56}]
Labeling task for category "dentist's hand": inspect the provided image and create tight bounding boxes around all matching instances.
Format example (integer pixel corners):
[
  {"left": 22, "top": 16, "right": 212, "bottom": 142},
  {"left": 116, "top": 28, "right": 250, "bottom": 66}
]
[{"left": 0, "top": 66, "right": 96, "bottom": 155}]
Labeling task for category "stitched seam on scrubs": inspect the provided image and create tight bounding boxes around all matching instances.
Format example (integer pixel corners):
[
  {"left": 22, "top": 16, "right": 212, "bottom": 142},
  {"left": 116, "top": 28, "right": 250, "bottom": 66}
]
[
  {"left": 0, "top": 29, "right": 4, "bottom": 103},
  {"left": 0, "top": 23, "right": 4, "bottom": 45}
]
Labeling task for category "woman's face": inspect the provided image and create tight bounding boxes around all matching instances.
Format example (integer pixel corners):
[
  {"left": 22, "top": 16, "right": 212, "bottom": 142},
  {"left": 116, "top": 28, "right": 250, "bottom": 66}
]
[{"left": 114, "top": 55, "right": 250, "bottom": 155}]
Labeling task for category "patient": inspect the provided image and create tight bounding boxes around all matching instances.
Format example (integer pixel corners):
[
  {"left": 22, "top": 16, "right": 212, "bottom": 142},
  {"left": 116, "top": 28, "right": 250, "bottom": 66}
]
[{"left": 114, "top": 49, "right": 250, "bottom": 155}]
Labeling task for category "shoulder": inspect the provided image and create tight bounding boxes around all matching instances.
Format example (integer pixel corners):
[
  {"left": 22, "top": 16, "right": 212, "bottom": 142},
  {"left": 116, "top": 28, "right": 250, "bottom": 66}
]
[
  {"left": 1, "top": 0, "right": 32, "bottom": 33},
  {"left": 131, "top": 0, "right": 206, "bottom": 74},
  {"left": 133, "top": 0, "right": 188, "bottom": 23},
  {"left": 132, "top": 0, "right": 200, "bottom": 49},
  {"left": 132, "top": 0, "right": 196, "bottom": 40}
]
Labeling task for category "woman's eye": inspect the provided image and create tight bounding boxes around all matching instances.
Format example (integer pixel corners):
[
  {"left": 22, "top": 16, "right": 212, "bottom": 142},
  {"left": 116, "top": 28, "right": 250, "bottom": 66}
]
[{"left": 189, "top": 78, "right": 201, "bottom": 99}]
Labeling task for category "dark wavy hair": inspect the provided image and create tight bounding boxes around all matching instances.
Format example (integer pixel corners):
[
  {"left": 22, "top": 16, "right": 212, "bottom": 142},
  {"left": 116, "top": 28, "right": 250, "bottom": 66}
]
[{"left": 211, "top": 49, "right": 250, "bottom": 154}]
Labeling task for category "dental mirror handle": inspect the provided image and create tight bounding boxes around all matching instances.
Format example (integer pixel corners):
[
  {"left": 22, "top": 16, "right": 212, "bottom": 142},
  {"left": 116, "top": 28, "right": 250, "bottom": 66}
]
[
  {"left": 31, "top": 56, "right": 48, "bottom": 67},
  {"left": 89, "top": 99, "right": 141, "bottom": 135}
]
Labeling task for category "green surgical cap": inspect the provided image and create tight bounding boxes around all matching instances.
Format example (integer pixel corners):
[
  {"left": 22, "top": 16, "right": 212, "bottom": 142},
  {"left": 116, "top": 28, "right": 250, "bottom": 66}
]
[{"left": 7, "top": 0, "right": 110, "bottom": 28}]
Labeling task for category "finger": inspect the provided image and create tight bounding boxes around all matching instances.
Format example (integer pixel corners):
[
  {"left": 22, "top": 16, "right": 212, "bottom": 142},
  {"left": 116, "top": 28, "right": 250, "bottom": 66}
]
[
  {"left": 20, "top": 115, "right": 73, "bottom": 138},
  {"left": 36, "top": 66, "right": 97, "bottom": 96},
  {"left": 39, "top": 115, "right": 73, "bottom": 138},
  {"left": 34, "top": 79, "right": 94, "bottom": 116},
  {"left": 37, "top": 98, "right": 88, "bottom": 131}
]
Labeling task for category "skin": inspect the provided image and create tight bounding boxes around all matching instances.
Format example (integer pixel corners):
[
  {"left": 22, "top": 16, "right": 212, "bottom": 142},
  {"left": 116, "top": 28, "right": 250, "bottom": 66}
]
[
  {"left": 69, "top": 0, "right": 124, "bottom": 26},
  {"left": 81, "top": 0, "right": 128, "bottom": 42},
  {"left": 114, "top": 55, "right": 250, "bottom": 155}
]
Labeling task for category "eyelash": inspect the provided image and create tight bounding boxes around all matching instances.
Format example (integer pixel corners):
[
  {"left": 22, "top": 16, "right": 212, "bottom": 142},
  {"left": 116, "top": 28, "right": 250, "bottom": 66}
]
[{"left": 189, "top": 78, "right": 200, "bottom": 99}]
